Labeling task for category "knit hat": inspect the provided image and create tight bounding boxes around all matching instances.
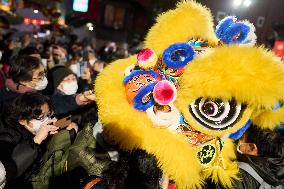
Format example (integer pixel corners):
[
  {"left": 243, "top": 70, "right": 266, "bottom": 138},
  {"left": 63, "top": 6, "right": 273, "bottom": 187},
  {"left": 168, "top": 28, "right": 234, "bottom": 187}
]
[
  {"left": 52, "top": 66, "right": 75, "bottom": 88},
  {"left": 18, "top": 46, "right": 39, "bottom": 56}
]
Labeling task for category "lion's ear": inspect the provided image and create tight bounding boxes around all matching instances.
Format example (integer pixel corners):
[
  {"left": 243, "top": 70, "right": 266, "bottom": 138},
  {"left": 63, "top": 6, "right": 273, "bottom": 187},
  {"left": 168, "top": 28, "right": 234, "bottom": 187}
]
[
  {"left": 144, "top": 0, "right": 218, "bottom": 56},
  {"left": 252, "top": 105, "right": 284, "bottom": 130}
]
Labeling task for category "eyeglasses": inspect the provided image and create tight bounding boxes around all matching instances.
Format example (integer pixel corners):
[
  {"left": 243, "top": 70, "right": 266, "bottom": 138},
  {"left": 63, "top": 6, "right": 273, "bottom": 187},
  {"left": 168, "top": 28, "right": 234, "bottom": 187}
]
[
  {"left": 32, "top": 71, "right": 47, "bottom": 81},
  {"left": 36, "top": 110, "right": 54, "bottom": 121}
]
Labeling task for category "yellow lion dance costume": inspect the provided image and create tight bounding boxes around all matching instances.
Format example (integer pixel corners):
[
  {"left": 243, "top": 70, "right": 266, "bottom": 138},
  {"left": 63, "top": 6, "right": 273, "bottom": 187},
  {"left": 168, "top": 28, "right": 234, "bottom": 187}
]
[{"left": 95, "top": 1, "right": 284, "bottom": 188}]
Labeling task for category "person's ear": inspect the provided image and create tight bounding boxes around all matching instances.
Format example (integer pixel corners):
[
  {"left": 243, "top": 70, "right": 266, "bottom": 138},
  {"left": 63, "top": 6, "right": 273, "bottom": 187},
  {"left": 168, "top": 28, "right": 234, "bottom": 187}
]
[
  {"left": 239, "top": 143, "right": 258, "bottom": 156},
  {"left": 250, "top": 143, "right": 258, "bottom": 156},
  {"left": 19, "top": 119, "right": 28, "bottom": 127},
  {"left": 57, "top": 82, "right": 64, "bottom": 92},
  {"left": 19, "top": 80, "right": 28, "bottom": 86}
]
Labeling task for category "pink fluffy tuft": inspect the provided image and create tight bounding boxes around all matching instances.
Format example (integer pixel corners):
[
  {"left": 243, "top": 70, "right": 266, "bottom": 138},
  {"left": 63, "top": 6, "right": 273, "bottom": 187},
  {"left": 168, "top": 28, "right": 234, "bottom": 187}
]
[{"left": 153, "top": 80, "right": 177, "bottom": 105}]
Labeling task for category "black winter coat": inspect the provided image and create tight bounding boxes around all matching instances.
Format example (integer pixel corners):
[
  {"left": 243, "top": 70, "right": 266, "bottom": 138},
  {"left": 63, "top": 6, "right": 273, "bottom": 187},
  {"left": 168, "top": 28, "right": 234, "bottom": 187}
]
[
  {"left": 0, "top": 87, "right": 20, "bottom": 114},
  {"left": 51, "top": 91, "right": 79, "bottom": 117},
  {"left": 231, "top": 154, "right": 284, "bottom": 188},
  {"left": 0, "top": 123, "right": 43, "bottom": 188}
]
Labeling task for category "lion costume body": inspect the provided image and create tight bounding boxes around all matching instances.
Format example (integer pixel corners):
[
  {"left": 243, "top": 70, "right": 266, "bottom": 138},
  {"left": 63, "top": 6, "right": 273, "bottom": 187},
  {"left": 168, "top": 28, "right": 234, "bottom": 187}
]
[{"left": 95, "top": 1, "right": 284, "bottom": 188}]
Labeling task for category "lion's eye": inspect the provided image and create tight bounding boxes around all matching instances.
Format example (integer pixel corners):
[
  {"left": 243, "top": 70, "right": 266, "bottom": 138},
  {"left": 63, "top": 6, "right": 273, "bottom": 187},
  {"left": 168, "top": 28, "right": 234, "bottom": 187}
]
[
  {"left": 188, "top": 97, "right": 246, "bottom": 130},
  {"left": 162, "top": 43, "right": 195, "bottom": 68}
]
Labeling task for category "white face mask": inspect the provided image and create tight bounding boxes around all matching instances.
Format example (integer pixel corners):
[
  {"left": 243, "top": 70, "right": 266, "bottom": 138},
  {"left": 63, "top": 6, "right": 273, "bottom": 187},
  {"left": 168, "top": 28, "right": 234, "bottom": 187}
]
[
  {"left": 34, "top": 77, "right": 48, "bottom": 91},
  {"left": 62, "top": 80, "right": 78, "bottom": 95},
  {"left": 89, "top": 59, "right": 96, "bottom": 66},
  {"left": 41, "top": 59, "right": 47, "bottom": 69},
  {"left": 29, "top": 117, "right": 49, "bottom": 134},
  {"left": 69, "top": 64, "right": 80, "bottom": 77}
]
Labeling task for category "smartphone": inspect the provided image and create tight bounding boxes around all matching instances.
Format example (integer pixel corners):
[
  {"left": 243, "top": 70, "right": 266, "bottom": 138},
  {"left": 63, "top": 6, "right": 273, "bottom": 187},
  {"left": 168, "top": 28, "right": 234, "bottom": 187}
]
[
  {"left": 80, "top": 62, "right": 87, "bottom": 76},
  {"left": 54, "top": 116, "right": 72, "bottom": 129}
]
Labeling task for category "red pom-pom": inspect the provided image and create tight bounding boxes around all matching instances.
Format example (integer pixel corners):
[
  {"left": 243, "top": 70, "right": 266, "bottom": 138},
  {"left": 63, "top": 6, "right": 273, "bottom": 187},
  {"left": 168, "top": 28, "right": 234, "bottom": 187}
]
[{"left": 153, "top": 80, "right": 177, "bottom": 105}]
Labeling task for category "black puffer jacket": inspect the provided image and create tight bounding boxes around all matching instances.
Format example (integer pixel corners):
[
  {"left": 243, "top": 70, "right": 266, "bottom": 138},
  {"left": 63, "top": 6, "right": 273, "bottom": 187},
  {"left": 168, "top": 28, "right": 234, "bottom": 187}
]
[{"left": 0, "top": 123, "right": 43, "bottom": 188}]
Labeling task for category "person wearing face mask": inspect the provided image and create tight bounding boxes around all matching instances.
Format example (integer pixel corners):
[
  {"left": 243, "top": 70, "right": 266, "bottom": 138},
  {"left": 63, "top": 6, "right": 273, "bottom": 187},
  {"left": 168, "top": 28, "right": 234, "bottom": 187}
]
[
  {"left": 65, "top": 57, "right": 81, "bottom": 76},
  {"left": 0, "top": 92, "right": 109, "bottom": 189},
  {"left": 52, "top": 45, "right": 68, "bottom": 67},
  {"left": 77, "top": 50, "right": 105, "bottom": 92},
  {"left": 50, "top": 67, "right": 111, "bottom": 179},
  {"left": 0, "top": 93, "right": 57, "bottom": 188},
  {"left": 0, "top": 92, "right": 82, "bottom": 189},
  {"left": 87, "top": 51, "right": 105, "bottom": 74},
  {"left": 211, "top": 125, "right": 284, "bottom": 189},
  {"left": 50, "top": 66, "right": 96, "bottom": 117},
  {"left": 0, "top": 55, "right": 48, "bottom": 114}
]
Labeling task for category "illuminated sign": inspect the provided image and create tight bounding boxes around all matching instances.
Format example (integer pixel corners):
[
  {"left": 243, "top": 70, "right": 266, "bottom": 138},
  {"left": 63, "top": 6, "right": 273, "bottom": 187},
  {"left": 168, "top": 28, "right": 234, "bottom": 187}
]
[
  {"left": 24, "top": 18, "right": 50, "bottom": 25},
  {"left": 73, "top": 0, "right": 89, "bottom": 12}
]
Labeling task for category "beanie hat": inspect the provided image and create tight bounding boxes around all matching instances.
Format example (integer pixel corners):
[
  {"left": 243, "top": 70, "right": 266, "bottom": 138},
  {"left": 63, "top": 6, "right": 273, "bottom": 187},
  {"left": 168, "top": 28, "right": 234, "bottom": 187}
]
[
  {"left": 52, "top": 66, "right": 75, "bottom": 88},
  {"left": 18, "top": 46, "right": 39, "bottom": 56}
]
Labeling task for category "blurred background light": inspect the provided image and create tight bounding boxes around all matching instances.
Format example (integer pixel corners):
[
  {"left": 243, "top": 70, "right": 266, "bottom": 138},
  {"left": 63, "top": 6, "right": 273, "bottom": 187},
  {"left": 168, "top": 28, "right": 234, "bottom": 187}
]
[
  {"left": 243, "top": 0, "right": 252, "bottom": 7},
  {"left": 233, "top": 0, "right": 243, "bottom": 7}
]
